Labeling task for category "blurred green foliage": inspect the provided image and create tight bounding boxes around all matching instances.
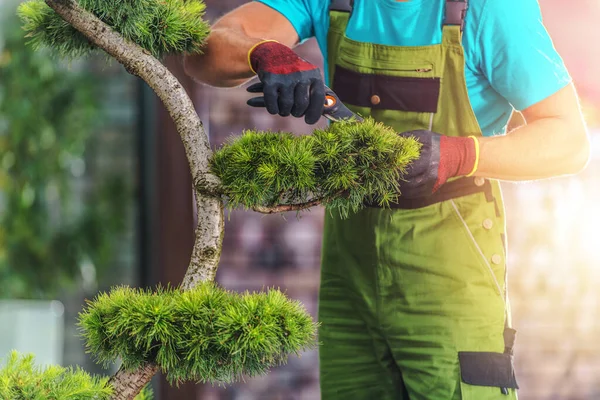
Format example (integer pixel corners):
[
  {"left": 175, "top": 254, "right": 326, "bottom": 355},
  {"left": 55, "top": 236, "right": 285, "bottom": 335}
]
[{"left": 0, "top": 8, "right": 128, "bottom": 299}]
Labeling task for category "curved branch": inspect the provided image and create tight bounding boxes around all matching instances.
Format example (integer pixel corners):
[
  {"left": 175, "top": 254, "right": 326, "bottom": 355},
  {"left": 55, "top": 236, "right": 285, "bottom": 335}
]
[
  {"left": 43, "top": 1, "right": 225, "bottom": 399},
  {"left": 181, "top": 193, "right": 224, "bottom": 290},
  {"left": 251, "top": 191, "right": 345, "bottom": 214},
  {"left": 252, "top": 198, "right": 325, "bottom": 214}
]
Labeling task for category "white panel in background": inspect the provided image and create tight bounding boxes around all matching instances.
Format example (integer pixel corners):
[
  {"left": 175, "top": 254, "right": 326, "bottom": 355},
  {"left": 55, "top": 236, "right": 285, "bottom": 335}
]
[{"left": 0, "top": 300, "right": 65, "bottom": 367}]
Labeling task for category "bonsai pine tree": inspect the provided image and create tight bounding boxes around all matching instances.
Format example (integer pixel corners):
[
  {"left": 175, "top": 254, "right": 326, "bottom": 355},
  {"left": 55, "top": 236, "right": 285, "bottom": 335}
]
[{"left": 6, "top": 0, "right": 422, "bottom": 399}]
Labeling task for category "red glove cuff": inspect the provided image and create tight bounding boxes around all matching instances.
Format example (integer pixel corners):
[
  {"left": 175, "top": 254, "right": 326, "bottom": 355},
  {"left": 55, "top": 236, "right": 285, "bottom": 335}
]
[
  {"left": 249, "top": 41, "right": 317, "bottom": 75},
  {"left": 435, "top": 136, "right": 478, "bottom": 191}
]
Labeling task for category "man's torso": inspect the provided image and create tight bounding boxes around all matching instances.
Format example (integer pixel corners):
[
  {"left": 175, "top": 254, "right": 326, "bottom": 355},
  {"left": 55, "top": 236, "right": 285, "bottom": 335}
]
[
  {"left": 315, "top": 0, "right": 512, "bottom": 137},
  {"left": 256, "top": 0, "right": 570, "bottom": 136}
]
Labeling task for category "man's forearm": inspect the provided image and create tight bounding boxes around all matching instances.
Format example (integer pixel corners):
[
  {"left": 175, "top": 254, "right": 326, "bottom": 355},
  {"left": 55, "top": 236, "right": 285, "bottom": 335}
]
[
  {"left": 472, "top": 83, "right": 590, "bottom": 181},
  {"left": 183, "top": 27, "right": 260, "bottom": 87},
  {"left": 183, "top": 3, "right": 301, "bottom": 88},
  {"left": 475, "top": 117, "right": 590, "bottom": 181}
]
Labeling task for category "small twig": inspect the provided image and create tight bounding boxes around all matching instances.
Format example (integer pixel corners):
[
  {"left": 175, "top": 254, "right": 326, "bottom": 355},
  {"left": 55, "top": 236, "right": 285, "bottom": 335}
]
[
  {"left": 252, "top": 191, "right": 345, "bottom": 214},
  {"left": 253, "top": 198, "right": 324, "bottom": 214}
]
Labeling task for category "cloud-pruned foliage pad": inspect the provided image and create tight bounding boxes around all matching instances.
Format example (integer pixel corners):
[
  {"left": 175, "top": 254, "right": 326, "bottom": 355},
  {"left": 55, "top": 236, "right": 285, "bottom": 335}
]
[
  {"left": 17, "top": 0, "right": 210, "bottom": 58},
  {"left": 79, "top": 283, "right": 318, "bottom": 385},
  {"left": 211, "top": 118, "right": 422, "bottom": 217}
]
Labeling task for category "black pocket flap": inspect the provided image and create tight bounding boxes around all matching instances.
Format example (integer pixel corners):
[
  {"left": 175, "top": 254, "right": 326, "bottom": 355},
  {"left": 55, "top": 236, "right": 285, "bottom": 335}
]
[
  {"left": 332, "top": 65, "right": 440, "bottom": 113},
  {"left": 458, "top": 351, "right": 519, "bottom": 389}
]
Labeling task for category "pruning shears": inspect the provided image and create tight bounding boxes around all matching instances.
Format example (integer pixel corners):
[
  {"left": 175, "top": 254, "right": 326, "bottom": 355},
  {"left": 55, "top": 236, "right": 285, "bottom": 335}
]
[
  {"left": 246, "top": 80, "right": 363, "bottom": 123},
  {"left": 322, "top": 86, "right": 364, "bottom": 122}
]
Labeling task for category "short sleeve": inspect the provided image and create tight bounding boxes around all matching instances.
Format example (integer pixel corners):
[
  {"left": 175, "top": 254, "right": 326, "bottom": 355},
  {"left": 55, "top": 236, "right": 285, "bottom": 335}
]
[
  {"left": 254, "top": 0, "right": 317, "bottom": 42},
  {"left": 476, "top": 0, "right": 571, "bottom": 111}
]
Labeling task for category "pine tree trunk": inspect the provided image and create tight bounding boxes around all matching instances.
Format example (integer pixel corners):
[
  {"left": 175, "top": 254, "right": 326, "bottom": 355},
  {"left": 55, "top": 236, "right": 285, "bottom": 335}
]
[
  {"left": 108, "top": 364, "right": 160, "bottom": 400},
  {"left": 44, "top": 1, "right": 224, "bottom": 398}
]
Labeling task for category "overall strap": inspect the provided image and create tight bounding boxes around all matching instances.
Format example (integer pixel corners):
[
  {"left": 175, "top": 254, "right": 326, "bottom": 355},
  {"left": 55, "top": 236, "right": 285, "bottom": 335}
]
[
  {"left": 444, "top": 0, "right": 468, "bottom": 32},
  {"left": 328, "top": 0, "right": 353, "bottom": 60},
  {"left": 442, "top": 0, "right": 468, "bottom": 46},
  {"left": 329, "top": 0, "right": 353, "bottom": 13}
]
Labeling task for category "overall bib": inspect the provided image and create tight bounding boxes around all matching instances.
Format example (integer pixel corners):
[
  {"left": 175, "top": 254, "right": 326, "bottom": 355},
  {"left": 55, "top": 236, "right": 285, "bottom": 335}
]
[{"left": 318, "top": 1, "right": 519, "bottom": 399}]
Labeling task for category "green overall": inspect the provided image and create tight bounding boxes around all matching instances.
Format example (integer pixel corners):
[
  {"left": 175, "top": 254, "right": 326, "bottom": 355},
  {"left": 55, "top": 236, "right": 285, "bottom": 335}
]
[{"left": 318, "top": 1, "right": 519, "bottom": 399}]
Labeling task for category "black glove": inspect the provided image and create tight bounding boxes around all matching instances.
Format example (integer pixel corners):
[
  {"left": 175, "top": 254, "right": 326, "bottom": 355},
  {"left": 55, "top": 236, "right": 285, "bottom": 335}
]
[
  {"left": 246, "top": 41, "right": 325, "bottom": 125},
  {"left": 397, "top": 130, "right": 478, "bottom": 198}
]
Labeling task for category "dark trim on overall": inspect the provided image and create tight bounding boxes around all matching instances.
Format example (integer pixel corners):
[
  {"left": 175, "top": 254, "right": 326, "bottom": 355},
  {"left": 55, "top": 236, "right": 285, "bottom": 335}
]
[
  {"left": 333, "top": 65, "right": 441, "bottom": 113},
  {"left": 458, "top": 352, "right": 519, "bottom": 390},
  {"left": 329, "top": 0, "right": 353, "bottom": 12},
  {"left": 458, "top": 325, "right": 519, "bottom": 393},
  {"left": 445, "top": 0, "right": 468, "bottom": 31},
  {"left": 366, "top": 177, "right": 493, "bottom": 209}
]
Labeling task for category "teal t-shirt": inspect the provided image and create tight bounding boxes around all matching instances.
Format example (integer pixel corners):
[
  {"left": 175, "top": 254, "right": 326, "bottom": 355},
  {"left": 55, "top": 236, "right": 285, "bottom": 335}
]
[{"left": 255, "top": 0, "right": 571, "bottom": 137}]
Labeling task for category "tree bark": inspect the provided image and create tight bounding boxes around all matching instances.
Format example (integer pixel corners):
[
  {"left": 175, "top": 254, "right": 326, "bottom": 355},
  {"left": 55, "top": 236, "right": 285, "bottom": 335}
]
[
  {"left": 43, "top": 0, "right": 224, "bottom": 398},
  {"left": 181, "top": 194, "right": 224, "bottom": 290},
  {"left": 252, "top": 191, "right": 345, "bottom": 214},
  {"left": 107, "top": 364, "right": 160, "bottom": 400},
  {"left": 253, "top": 198, "right": 326, "bottom": 214}
]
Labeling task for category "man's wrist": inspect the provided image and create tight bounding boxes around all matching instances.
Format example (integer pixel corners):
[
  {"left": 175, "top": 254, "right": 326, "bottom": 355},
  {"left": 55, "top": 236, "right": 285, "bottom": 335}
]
[
  {"left": 465, "top": 136, "right": 480, "bottom": 177},
  {"left": 438, "top": 135, "right": 479, "bottom": 182},
  {"left": 247, "top": 39, "right": 279, "bottom": 74}
]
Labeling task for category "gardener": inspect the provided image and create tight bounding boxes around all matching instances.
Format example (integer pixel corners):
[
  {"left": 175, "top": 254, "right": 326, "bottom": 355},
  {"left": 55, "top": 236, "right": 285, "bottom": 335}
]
[{"left": 184, "top": 0, "right": 589, "bottom": 398}]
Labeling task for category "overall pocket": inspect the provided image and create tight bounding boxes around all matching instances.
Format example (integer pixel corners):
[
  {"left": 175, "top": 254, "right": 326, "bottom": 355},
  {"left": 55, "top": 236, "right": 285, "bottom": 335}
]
[
  {"left": 340, "top": 50, "right": 435, "bottom": 75},
  {"left": 458, "top": 327, "right": 519, "bottom": 399},
  {"left": 332, "top": 65, "right": 440, "bottom": 114},
  {"left": 459, "top": 352, "right": 519, "bottom": 399}
]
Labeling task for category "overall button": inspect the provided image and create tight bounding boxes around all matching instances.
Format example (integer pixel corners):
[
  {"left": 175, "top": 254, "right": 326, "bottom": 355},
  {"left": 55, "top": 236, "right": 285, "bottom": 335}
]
[
  {"left": 474, "top": 177, "right": 485, "bottom": 187},
  {"left": 491, "top": 254, "right": 502, "bottom": 265},
  {"left": 370, "top": 95, "right": 381, "bottom": 105},
  {"left": 482, "top": 219, "right": 493, "bottom": 230}
]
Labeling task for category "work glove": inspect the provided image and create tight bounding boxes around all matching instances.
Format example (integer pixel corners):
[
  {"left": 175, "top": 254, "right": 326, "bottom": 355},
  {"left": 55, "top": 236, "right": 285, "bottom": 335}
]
[
  {"left": 246, "top": 40, "right": 326, "bottom": 125},
  {"left": 398, "top": 130, "right": 480, "bottom": 198}
]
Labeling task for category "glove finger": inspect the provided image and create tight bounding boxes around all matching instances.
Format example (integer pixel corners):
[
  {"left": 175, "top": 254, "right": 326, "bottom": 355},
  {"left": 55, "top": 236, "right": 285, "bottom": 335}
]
[
  {"left": 304, "top": 79, "right": 326, "bottom": 125},
  {"left": 291, "top": 82, "right": 310, "bottom": 118},
  {"left": 246, "top": 82, "right": 264, "bottom": 93},
  {"left": 263, "top": 84, "right": 280, "bottom": 115},
  {"left": 277, "top": 85, "right": 295, "bottom": 117},
  {"left": 247, "top": 97, "right": 266, "bottom": 108}
]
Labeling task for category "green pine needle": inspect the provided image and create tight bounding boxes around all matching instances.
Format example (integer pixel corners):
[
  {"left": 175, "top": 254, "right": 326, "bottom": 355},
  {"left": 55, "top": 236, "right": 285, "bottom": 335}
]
[
  {"left": 211, "top": 118, "right": 422, "bottom": 217},
  {"left": 78, "top": 283, "right": 318, "bottom": 385},
  {"left": 17, "top": 0, "right": 210, "bottom": 58},
  {"left": 135, "top": 385, "right": 154, "bottom": 400},
  {"left": 0, "top": 351, "right": 113, "bottom": 399}
]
